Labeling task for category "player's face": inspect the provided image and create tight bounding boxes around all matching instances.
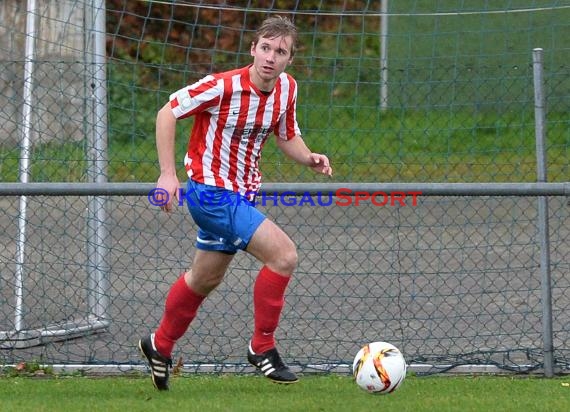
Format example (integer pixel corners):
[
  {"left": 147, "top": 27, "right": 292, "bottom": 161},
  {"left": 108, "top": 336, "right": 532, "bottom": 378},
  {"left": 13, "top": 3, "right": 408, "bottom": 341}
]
[{"left": 250, "top": 35, "right": 293, "bottom": 90}]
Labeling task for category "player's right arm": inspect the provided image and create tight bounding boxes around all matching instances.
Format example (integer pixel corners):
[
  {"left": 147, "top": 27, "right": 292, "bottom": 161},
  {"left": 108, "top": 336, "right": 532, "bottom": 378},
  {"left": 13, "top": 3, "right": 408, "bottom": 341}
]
[{"left": 156, "top": 102, "right": 179, "bottom": 212}]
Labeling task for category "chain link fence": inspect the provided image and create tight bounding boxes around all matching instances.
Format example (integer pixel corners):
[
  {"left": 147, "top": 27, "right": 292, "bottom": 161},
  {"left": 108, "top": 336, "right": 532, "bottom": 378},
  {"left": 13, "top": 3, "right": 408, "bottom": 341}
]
[
  {"left": 0, "top": 184, "right": 568, "bottom": 375},
  {"left": 1, "top": 1, "right": 569, "bottom": 375}
]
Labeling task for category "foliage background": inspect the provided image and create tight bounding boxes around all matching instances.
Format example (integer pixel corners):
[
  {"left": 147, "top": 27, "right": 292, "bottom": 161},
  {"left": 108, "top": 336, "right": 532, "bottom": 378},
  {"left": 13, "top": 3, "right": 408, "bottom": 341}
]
[{"left": 101, "top": 0, "right": 569, "bottom": 184}]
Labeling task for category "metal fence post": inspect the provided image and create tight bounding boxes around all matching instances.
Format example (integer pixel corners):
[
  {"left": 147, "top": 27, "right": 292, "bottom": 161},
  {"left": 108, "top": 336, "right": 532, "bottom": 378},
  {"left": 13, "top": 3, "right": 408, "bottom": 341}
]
[{"left": 532, "top": 47, "right": 554, "bottom": 377}]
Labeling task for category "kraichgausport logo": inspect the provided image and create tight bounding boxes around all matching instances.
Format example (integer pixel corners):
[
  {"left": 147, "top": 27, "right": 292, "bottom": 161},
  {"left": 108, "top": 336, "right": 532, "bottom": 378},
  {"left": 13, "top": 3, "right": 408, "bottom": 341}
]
[{"left": 148, "top": 188, "right": 421, "bottom": 208}]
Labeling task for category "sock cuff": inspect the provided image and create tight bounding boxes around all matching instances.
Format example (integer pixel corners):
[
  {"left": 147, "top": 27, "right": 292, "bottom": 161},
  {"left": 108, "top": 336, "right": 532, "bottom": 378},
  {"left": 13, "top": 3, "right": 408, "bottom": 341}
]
[
  {"left": 259, "top": 265, "right": 291, "bottom": 288},
  {"left": 177, "top": 273, "right": 207, "bottom": 299}
]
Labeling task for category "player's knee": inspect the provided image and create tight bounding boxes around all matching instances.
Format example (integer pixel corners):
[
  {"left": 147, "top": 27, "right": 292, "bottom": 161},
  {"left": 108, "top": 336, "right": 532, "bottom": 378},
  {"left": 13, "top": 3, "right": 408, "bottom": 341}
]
[
  {"left": 271, "top": 244, "right": 298, "bottom": 275},
  {"left": 187, "top": 270, "right": 224, "bottom": 296}
]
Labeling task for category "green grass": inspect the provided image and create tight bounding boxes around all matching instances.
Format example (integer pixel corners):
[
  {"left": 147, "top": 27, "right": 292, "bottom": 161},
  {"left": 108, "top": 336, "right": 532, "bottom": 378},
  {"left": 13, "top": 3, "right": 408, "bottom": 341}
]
[
  {"left": 1, "top": 3, "right": 568, "bottom": 185},
  {"left": 0, "top": 374, "right": 569, "bottom": 412},
  {"left": 1, "top": 109, "right": 567, "bottom": 183}
]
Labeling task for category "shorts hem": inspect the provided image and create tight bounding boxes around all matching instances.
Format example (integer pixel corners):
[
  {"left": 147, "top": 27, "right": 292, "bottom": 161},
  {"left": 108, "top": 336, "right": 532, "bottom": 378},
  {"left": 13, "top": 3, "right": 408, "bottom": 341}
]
[{"left": 195, "top": 241, "right": 238, "bottom": 255}]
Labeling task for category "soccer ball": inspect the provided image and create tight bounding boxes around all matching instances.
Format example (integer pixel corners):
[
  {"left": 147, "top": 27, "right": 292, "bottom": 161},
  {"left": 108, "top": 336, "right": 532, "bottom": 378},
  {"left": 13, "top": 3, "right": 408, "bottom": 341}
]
[{"left": 352, "top": 341, "right": 407, "bottom": 394}]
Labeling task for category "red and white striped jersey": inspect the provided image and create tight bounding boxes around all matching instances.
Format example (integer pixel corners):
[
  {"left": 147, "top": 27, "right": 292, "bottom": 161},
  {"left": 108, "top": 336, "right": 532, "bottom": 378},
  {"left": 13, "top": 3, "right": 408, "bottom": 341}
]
[{"left": 169, "top": 65, "right": 301, "bottom": 197}]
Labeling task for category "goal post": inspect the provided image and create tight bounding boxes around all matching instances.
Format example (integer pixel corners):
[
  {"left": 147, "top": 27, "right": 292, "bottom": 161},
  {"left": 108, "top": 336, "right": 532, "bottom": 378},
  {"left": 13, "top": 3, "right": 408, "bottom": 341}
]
[{"left": 0, "top": 0, "right": 110, "bottom": 349}]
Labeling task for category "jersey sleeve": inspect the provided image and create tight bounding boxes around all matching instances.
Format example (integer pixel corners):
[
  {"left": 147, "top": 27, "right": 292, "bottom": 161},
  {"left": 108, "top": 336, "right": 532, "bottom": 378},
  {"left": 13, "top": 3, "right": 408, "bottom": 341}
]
[
  {"left": 275, "top": 76, "right": 301, "bottom": 140},
  {"left": 169, "top": 75, "right": 222, "bottom": 119}
]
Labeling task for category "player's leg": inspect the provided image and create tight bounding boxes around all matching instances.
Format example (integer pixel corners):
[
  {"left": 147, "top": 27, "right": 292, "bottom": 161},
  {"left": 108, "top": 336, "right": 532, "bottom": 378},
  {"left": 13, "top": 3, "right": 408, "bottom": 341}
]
[
  {"left": 247, "top": 218, "right": 297, "bottom": 350},
  {"left": 155, "top": 249, "right": 234, "bottom": 355},
  {"left": 245, "top": 219, "right": 299, "bottom": 383},
  {"left": 247, "top": 218, "right": 298, "bottom": 275},
  {"left": 139, "top": 249, "right": 234, "bottom": 390}
]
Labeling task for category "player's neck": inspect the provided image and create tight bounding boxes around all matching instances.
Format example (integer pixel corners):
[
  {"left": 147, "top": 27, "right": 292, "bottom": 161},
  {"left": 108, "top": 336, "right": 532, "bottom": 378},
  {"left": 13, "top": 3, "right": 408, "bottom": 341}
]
[{"left": 248, "top": 65, "right": 277, "bottom": 94}]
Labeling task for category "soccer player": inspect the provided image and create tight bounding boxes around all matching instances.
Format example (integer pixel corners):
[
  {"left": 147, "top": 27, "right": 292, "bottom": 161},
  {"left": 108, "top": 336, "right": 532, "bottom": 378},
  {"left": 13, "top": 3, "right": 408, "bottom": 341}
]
[{"left": 138, "top": 15, "right": 333, "bottom": 390}]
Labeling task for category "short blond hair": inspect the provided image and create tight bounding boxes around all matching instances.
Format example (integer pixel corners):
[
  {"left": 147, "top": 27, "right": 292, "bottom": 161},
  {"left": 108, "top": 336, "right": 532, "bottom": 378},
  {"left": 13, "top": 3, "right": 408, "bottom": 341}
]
[{"left": 253, "top": 15, "right": 298, "bottom": 56}]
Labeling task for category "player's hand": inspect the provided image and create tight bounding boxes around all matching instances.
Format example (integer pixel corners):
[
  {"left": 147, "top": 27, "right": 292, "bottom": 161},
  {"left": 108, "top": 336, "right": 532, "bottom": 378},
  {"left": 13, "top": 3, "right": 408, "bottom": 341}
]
[
  {"left": 155, "top": 174, "right": 180, "bottom": 213},
  {"left": 309, "top": 153, "right": 333, "bottom": 177}
]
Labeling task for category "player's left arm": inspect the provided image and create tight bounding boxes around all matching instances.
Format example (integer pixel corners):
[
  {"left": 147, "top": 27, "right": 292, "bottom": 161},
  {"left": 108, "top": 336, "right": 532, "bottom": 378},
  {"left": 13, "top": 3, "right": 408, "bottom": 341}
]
[{"left": 275, "top": 134, "right": 333, "bottom": 177}]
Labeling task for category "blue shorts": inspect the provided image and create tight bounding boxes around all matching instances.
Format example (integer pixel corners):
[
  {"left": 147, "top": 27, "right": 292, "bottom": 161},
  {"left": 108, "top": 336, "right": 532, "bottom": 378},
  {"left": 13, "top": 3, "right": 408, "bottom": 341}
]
[{"left": 184, "top": 180, "right": 266, "bottom": 254}]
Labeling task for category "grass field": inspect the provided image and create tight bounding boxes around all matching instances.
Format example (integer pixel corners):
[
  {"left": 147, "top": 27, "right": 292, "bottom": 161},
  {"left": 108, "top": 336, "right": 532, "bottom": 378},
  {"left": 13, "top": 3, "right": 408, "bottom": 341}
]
[
  {"left": 0, "top": 374, "right": 569, "bottom": 412},
  {"left": 1, "top": 3, "right": 568, "bottom": 184},
  {"left": 1, "top": 109, "right": 567, "bottom": 183}
]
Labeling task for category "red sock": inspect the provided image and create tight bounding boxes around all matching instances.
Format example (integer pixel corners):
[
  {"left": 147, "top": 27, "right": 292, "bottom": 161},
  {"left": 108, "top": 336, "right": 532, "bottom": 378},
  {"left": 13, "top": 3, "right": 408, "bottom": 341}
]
[
  {"left": 251, "top": 266, "right": 291, "bottom": 354},
  {"left": 154, "top": 274, "right": 206, "bottom": 357}
]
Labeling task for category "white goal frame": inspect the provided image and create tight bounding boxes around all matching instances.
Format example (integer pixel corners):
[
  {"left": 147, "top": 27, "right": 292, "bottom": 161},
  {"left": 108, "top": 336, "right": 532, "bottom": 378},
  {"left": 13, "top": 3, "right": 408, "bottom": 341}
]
[{"left": 0, "top": 0, "right": 110, "bottom": 349}]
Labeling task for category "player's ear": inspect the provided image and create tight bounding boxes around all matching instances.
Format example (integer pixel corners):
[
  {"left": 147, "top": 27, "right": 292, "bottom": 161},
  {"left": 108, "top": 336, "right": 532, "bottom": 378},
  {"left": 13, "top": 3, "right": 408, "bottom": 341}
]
[{"left": 250, "top": 41, "right": 256, "bottom": 56}]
